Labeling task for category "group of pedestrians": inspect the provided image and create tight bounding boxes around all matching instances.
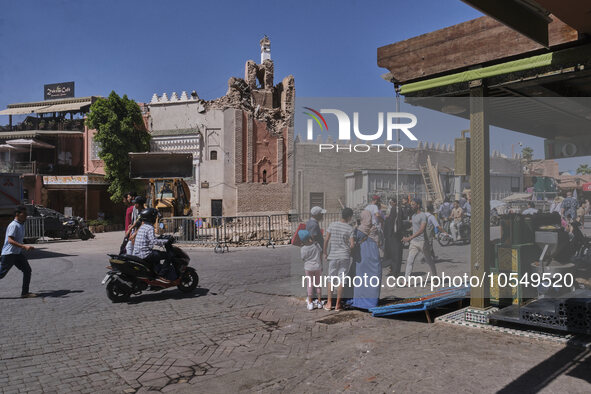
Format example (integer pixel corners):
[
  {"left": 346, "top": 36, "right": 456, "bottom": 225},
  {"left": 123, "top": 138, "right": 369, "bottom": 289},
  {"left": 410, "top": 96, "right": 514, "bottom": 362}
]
[{"left": 299, "top": 195, "right": 454, "bottom": 312}]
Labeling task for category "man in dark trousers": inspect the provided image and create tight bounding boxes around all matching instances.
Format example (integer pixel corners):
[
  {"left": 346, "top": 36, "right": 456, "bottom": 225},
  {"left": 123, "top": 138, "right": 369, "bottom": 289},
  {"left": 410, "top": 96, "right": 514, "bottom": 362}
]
[
  {"left": 384, "top": 197, "right": 404, "bottom": 276},
  {"left": 0, "top": 205, "right": 36, "bottom": 297}
]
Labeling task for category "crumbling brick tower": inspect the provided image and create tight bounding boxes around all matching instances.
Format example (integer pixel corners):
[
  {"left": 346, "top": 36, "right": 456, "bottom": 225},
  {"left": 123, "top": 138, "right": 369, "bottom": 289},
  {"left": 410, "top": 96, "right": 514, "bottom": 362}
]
[{"left": 233, "top": 36, "right": 295, "bottom": 215}]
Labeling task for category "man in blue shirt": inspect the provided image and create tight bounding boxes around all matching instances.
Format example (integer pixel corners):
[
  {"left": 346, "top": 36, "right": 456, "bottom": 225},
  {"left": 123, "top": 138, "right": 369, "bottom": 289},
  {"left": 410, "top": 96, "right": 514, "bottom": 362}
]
[{"left": 1, "top": 205, "right": 36, "bottom": 298}]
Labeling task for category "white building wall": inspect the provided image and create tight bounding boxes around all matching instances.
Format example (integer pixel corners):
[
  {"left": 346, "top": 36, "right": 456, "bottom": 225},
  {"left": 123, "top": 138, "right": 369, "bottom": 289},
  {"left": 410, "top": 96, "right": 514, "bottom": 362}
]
[{"left": 148, "top": 101, "right": 238, "bottom": 217}]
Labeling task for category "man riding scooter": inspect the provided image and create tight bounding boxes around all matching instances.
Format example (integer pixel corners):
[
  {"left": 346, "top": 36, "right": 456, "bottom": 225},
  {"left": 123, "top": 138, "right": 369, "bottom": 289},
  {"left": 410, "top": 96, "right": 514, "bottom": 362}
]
[{"left": 132, "top": 208, "right": 177, "bottom": 282}]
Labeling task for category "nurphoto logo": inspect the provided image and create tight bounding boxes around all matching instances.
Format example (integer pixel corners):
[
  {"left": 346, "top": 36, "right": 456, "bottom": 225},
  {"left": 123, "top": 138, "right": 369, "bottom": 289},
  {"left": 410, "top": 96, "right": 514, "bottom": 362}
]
[{"left": 303, "top": 107, "right": 418, "bottom": 153}]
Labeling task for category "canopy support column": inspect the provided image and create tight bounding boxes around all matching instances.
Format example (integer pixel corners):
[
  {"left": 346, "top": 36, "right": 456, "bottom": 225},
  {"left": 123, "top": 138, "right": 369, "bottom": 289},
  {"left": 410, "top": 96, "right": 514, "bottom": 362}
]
[{"left": 469, "top": 80, "right": 491, "bottom": 309}]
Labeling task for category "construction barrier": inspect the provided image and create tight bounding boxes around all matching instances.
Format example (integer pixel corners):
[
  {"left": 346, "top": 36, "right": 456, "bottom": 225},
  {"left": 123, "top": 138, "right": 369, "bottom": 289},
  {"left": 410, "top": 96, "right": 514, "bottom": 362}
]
[
  {"left": 159, "top": 213, "right": 343, "bottom": 251},
  {"left": 24, "top": 217, "right": 45, "bottom": 243}
]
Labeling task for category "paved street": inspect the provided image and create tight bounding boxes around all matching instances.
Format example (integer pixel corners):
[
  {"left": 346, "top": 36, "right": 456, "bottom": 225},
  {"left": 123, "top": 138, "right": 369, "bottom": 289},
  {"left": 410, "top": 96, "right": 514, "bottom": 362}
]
[{"left": 0, "top": 231, "right": 590, "bottom": 393}]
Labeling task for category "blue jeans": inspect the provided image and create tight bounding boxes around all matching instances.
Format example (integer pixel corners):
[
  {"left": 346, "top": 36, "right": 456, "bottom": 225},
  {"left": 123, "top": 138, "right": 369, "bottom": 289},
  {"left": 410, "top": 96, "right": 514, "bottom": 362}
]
[{"left": 0, "top": 254, "right": 32, "bottom": 295}]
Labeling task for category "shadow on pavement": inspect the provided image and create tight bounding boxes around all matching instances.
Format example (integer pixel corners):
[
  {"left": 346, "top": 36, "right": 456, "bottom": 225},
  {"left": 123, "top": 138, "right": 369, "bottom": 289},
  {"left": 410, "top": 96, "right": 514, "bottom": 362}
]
[
  {"left": 26, "top": 248, "right": 77, "bottom": 260},
  {"left": 37, "top": 289, "right": 84, "bottom": 298},
  {"left": 497, "top": 346, "right": 591, "bottom": 393},
  {"left": 127, "top": 287, "right": 210, "bottom": 304},
  {"left": 0, "top": 289, "right": 83, "bottom": 299}
]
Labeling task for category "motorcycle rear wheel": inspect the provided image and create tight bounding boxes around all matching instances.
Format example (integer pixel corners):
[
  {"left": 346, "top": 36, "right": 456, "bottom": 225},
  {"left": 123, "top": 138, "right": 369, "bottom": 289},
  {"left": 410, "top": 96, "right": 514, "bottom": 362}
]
[
  {"left": 106, "top": 280, "right": 132, "bottom": 303},
  {"left": 177, "top": 269, "right": 199, "bottom": 293}
]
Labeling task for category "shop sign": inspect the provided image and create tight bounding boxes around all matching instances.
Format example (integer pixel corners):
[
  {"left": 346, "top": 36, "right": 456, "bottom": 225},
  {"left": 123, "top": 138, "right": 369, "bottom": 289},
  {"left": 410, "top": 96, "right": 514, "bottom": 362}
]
[{"left": 44, "top": 82, "right": 75, "bottom": 100}]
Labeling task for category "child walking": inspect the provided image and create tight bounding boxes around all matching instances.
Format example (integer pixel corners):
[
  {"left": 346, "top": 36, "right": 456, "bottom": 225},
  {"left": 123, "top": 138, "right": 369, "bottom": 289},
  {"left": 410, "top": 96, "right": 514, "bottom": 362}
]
[{"left": 298, "top": 230, "right": 324, "bottom": 310}]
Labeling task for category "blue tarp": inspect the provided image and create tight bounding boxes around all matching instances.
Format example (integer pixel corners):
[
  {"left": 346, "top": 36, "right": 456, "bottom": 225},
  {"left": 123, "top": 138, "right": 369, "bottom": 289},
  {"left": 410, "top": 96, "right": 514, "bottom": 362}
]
[{"left": 369, "top": 286, "right": 470, "bottom": 317}]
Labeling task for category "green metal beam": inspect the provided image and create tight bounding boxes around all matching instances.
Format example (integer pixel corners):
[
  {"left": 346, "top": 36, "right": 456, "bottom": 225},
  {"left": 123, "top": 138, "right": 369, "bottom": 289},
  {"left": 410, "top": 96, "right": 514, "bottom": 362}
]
[{"left": 399, "top": 43, "right": 591, "bottom": 95}]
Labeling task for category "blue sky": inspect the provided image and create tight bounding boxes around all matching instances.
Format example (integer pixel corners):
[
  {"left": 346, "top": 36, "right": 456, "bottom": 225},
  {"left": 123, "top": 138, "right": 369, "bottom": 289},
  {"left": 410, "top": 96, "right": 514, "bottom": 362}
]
[{"left": 0, "top": 0, "right": 587, "bottom": 172}]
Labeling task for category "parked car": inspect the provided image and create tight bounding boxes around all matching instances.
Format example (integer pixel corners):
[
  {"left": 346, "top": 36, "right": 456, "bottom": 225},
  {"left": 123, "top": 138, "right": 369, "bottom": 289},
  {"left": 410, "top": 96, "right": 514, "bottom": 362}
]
[{"left": 24, "top": 204, "right": 93, "bottom": 242}]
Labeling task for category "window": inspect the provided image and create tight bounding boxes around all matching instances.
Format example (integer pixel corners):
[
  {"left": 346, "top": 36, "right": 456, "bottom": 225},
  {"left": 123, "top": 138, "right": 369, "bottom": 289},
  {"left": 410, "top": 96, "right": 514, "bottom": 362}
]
[
  {"left": 354, "top": 171, "right": 362, "bottom": 190},
  {"left": 511, "top": 176, "right": 520, "bottom": 192},
  {"left": 310, "top": 192, "right": 324, "bottom": 209},
  {"left": 210, "top": 150, "right": 217, "bottom": 160},
  {"left": 262, "top": 170, "right": 267, "bottom": 183},
  {"left": 91, "top": 138, "right": 102, "bottom": 160}
]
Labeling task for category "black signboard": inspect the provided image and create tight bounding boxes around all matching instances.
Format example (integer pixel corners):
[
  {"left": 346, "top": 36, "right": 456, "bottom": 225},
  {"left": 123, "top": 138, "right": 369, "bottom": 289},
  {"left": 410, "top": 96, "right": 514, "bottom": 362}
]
[{"left": 44, "top": 82, "right": 75, "bottom": 100}]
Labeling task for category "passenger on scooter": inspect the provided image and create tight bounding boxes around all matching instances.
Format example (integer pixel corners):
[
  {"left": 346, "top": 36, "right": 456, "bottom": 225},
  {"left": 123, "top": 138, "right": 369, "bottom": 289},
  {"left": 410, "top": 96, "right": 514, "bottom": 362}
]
[
  {"left": 132, "top": 208, "right": 175, "bottom": 281},
  {"left": 122, "top": 196, "right": 147, "bottom": 255},
  {"left": 450, "top": 200, "right": 464, "bottom": 242}
]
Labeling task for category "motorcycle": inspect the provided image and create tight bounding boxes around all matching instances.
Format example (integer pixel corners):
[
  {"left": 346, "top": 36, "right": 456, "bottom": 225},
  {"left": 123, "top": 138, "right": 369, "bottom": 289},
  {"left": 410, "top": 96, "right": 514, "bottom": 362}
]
[
  {"left": 490, "top": 208, "right": 500, "bottom": 226},
  {"left": 437, "top": 217, "right": 471, "bottom": 246},
  {"left": 62, "top": 216, "right": 94, "bottom": 240},
  {"left": 102, "top": 236, "right": 199, "bottom": 303}
]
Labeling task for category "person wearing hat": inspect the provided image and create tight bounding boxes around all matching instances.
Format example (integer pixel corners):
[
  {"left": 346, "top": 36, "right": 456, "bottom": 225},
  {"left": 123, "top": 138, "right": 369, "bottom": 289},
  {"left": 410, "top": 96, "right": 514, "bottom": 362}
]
[
  {"left": 306, "top": 206, "right": 326, "bottom": 252},
  {"left": 130, "top": 196, "right": 146, "bottom": 227},
  {"left": 299, "top": 229, "right": 323, "bottom": 310}
]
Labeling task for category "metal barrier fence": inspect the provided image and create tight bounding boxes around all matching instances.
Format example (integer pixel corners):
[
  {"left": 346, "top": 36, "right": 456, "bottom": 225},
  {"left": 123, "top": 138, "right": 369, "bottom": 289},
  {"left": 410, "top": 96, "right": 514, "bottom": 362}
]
[
  {"left": 159, "top": 213, "right": 345, "bottom": 251},
  {"left": 24, "top": 217, "right": 45, "bottom": 243}
]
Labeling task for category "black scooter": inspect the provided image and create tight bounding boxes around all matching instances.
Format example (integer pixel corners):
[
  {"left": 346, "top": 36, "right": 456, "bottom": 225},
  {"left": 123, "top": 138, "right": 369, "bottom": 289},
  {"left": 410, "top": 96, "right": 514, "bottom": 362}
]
[{"left": 102, "top": 236, "right": 198, "bottom": 303}]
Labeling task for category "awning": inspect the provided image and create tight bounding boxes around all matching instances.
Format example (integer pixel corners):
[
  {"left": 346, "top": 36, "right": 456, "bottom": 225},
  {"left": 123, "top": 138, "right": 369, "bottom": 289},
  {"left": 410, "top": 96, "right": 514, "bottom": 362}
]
[
  {"left": 0, "top": 106, "right": 51, "bottom": 115},
  {"left": 6, "top": 139, "right": 55, "bottom": 149},
  {"left": 43, "top": 175, "right": 108, "bottom": 186},
  {"left": 34, "top": 100, "right": 93, "bottom": 114},
  {"left": 0, "top": 130, "right": 83, "bottom": 139},
  {"left": 0, "top": 96, "right": 98, "bottom": 116}
]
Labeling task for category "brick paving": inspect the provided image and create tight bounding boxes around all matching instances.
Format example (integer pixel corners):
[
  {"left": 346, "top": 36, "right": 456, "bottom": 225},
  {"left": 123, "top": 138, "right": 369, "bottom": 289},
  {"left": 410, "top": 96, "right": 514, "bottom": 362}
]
[{"left": 0, "top": 232, "right": 589, "bottom": 393}]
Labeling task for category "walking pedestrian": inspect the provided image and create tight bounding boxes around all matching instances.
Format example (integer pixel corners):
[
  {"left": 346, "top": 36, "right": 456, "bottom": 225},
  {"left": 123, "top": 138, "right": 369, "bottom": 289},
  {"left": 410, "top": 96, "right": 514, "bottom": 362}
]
[
  {"left": 424, "top": 204, "right": 446, "bottom": 262},
  {"left": 402, "top": 198, "right": 437, "bottom": 281},
  {"left": 323, "top": 207, "right": 354, "bottom": 311},
  {"left": 0, "top": 205, "right": 36, "bottom": 298},
  {"left": 384, "top": 198, "right": 404, "bottom": 276}
]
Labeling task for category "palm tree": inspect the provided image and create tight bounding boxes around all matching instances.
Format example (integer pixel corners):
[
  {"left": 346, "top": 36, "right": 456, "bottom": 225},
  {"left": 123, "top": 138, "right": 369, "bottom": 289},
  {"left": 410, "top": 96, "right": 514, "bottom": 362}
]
[
  {"left": 521, "top": 146, "right": 533, "bottom": 161},
  {"left": 577, "top": 164, "right": 591, "bottom": 175}
]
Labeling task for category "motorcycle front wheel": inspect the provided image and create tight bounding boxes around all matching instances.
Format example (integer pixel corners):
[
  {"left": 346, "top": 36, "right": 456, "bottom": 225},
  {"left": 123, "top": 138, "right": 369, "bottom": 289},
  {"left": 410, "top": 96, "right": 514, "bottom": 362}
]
[
  {"left": 437, "top": 234, "right": 452, "bottom": 247},
  {"left": 79, "top": 228, "right": 92, "bottom": 241},
  {"left": 106, "top": 280, "right": 132, "bottom": 303},
  {"left": 177, "top": 268, "right": 199, "bottom": 293}
]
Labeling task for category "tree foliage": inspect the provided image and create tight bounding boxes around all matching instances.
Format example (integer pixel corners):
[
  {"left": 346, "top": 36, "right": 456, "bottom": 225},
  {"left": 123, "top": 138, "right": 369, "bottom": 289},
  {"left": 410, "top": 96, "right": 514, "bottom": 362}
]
[
  {"left": 521, "top": 146, "right": 534, "bottom": 161},
  {"left": 577, "top": 164, "right": 591, "bottom": 175},
  {"left": 86, "top": 91, "right": 150, "bottom": 203}
]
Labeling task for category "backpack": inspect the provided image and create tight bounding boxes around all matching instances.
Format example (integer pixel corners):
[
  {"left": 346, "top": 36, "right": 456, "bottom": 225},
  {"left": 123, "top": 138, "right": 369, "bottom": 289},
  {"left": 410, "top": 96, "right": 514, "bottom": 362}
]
[
  {"left": 425, "top": 214, "right": 436, "bottom": 244},
  {"left": 291, "top": 223, "right": 306, "bottom": 246}
]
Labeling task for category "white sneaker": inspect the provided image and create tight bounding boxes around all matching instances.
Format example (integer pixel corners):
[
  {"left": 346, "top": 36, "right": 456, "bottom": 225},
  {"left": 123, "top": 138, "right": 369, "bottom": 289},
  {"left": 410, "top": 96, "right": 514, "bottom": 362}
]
[
  {"left": 316, "top": 300, "right": 325, "bottom": 309},
  {"left": 306, "top": 300, "right": 314, "bottom": 311}
]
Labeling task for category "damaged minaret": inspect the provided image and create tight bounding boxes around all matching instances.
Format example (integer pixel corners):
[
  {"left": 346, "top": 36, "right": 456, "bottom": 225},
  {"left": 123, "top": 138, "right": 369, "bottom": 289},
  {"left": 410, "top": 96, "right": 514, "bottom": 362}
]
[
  {"left": 209, "top": 35, "right": 295, "bottom": 136},
  {"left": 149, "top": 37, "right": 295, "bottom": 216},
  {"left": 260, "top": 35, "right": 271, "bottom": 63}
]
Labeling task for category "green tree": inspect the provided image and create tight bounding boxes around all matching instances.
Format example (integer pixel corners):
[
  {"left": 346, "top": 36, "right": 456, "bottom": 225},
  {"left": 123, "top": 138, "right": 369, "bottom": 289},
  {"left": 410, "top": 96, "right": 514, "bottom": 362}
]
[
  {"left": 577, "top": 164, "right": 591, "bottom": 175},
  {"left": 522, "top": 146, "right": 533, "bottom": 161},
  {"left": 86, "top": 91, "right": 150, "bottom": 203}
]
